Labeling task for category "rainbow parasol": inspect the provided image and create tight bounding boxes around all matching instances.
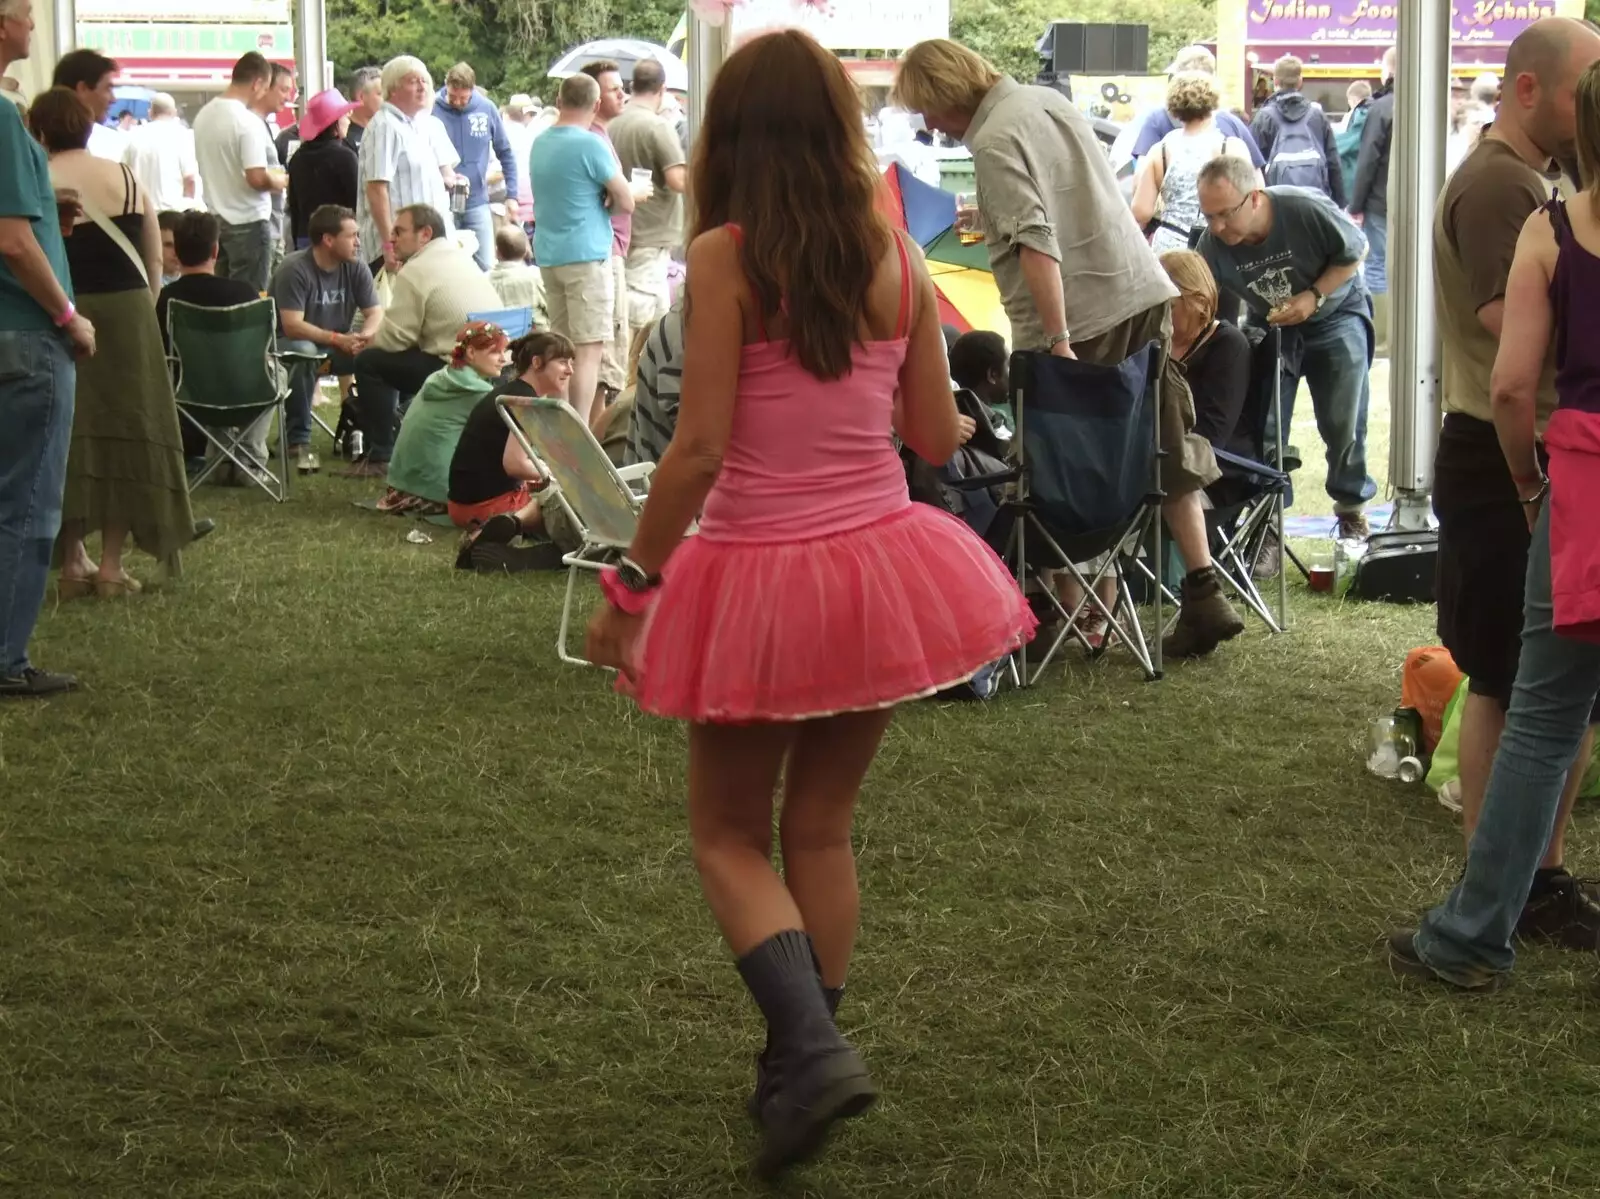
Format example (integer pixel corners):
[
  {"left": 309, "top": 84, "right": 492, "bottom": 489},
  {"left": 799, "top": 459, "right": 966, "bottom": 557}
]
[{"left": 876, "top": 162, "right": 1010, "bottom": 344}]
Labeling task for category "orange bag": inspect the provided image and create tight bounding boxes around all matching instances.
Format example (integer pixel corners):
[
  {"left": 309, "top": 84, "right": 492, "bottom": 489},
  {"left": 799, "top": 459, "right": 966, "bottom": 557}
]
[{"left": 1400, "top": 646, "right": 1465, "bottom": 753}]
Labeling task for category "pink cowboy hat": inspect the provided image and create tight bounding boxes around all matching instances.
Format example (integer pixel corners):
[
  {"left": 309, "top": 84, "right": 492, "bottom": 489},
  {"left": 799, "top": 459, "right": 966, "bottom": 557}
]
[{"left": 299, "top": 88, "right": 359, "bottom": 142}]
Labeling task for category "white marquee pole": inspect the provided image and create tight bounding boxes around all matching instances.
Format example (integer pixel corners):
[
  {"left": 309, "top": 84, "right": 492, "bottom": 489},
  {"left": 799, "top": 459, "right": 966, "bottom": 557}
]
[{"left": 1386, "top": 0, "right": 1452, "bottom": 530}]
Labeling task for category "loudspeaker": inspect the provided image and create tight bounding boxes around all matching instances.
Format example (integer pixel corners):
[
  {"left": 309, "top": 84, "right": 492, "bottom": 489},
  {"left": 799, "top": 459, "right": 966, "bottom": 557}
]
[
  {"left": 1033, "top": 70, "right": 1074, "bottom": 102},
  {"left": 1044, "top": 22, "right": 1149, "bottom": 75}
]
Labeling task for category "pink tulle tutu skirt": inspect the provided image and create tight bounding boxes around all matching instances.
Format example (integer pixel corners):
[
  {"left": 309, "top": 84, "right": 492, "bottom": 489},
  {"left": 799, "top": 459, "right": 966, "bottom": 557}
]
[{"left": 625, "top": 504, "right": 1037, "bottom": 722}]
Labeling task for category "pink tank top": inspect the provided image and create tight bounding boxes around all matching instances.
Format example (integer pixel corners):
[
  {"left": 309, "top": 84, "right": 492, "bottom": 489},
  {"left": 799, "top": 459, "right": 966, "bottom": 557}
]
[{"left": 696, "top": 228, "right": 914, "bottom": 544}]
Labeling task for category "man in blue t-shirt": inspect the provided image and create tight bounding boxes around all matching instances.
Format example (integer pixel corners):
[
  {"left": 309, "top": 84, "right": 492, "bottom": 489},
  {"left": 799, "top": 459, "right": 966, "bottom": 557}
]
[
  {"left": 1127, "top": 44, "right": 1265, "bottom": 170},
  {"left": 528, "top": 72, "right": 635, "bottom": 424},
  {"left": 1195, "top": 156, "right": 1377, "bottom": 542},
  {"left": 0, "top": 12, "right": 98, "bottom": 697}
]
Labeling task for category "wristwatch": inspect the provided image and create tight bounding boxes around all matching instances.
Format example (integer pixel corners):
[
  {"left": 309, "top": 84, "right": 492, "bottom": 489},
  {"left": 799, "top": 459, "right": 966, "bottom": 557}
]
[
  {"left": 1046, "top": 331, "right": 1072, "bottom": 350},
  {"left": 1308, "top": 285, "right": 1327, "bottom": 312},
  {"left": 616, "top": 555, "right": 662, "bottom": 593}
]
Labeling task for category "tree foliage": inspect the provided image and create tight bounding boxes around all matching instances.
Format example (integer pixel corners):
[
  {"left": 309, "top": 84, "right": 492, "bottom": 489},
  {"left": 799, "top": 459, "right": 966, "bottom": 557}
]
[
  {"left": 326, "top": 0, "right": 683, "bottom": 100},
  {"left": 951, "top": 0, "right": 1217, "bottom": 83},
  {"left": 325, "top": 0, "right": 1218, "bottom": 101}
]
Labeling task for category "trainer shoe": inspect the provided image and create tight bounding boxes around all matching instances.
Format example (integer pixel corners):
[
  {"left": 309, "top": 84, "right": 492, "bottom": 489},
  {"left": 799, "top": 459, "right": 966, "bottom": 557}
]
[
  {"left": 1336, "top": 511, "right": 1371, "bottom": 541},
  {"left": 1515, "top": 870, "right": 1600, "bottom": 951},
  {"left": 1161, "top": 571, "right": 1245, "bottom": 660},
  {"left": 1386, "top": 928, "right": 1503, "bottom": 991},
  {"left": 0, "top": 666, "right": 78, "bottom": 699},
  {"left": 1252, "top": 528, "right": 1282, "bottom": 580}
]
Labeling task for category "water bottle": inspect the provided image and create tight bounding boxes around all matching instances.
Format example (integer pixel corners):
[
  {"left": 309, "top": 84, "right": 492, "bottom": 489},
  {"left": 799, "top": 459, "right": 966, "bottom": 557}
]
[
  {"left": 297, "top": 451, "right": 319, "bottom": 476},
  {"left": 346, "top": 429, "right": 364, "bottom": 460}
]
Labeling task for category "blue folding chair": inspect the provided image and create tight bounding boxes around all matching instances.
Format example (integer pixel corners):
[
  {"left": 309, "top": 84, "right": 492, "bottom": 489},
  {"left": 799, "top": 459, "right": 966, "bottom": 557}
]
[
  {"left": 467, "top": 307, "right": 533, "bottom": 338},
  {"left": 994, "top": 343, "right": 1166, "bottom": 684}
]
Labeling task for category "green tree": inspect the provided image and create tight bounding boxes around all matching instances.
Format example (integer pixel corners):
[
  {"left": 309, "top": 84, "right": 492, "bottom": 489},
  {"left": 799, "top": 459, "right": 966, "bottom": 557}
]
[
  {"left": 951, "top": 0, "right": 1217, "bottom": 82},
  {"left": 327, "top": 0, "right": 683, "bottom": 100}
]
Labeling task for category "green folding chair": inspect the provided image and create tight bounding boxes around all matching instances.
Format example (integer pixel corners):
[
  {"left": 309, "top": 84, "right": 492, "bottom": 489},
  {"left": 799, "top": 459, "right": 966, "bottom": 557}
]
[{"left": 166, "top": 297, "right": 291, "bottom": 501}]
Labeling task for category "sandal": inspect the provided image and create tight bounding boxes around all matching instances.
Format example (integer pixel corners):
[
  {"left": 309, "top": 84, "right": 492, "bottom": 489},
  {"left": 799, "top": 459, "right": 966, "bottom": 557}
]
[
  {"left": 57, "top": 574, "right": 96, "bottom": 602},
  {"left": 95, "top": 573, "right": 142, "bottom": 599}
]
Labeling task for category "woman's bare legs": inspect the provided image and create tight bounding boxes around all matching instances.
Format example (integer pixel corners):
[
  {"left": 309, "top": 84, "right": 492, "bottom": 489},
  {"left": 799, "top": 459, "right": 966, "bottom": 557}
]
[
  {"left": 58, "top": 521, "right": 96, "bottom": 581},
  {"left": 778, "top": 709, "right": 895, "bottom": 989},
  {"left": 97, "top": 525, "right": 132, "bottom": 582},
  {"left": 687, "top": 720, "right": 800, "bottom": 953}
]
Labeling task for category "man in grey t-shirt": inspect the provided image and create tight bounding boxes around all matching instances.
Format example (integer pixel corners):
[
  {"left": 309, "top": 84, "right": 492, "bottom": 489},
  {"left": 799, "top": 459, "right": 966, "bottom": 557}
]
[
  {"left": 271, "top": 204, "right": 384, "bottom": 454},
  {"left": 894, "top": 39, "right": 1244, "bottom": 661},
  {"left": 1196, "top": 160, "right": 1377, "bottom": 539}
]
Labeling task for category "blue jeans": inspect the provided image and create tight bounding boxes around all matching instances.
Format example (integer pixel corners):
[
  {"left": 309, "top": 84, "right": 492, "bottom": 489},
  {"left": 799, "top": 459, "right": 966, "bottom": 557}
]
[
  {"left": 1414, "top": 503, "right": 1600, "bottom": 984},
  {"left": 217, "top": 218, "right": 273, "bottom": 293},
  {"left": 278, "top": 339, "right": 357, "bottom": 446},
  {"left": 458, "top": 204, "right": 494, "bottom": 272},
  {"left": 1363, "top": 211, "right": 1388, "bottom": 294},
  {"left": 1271, "top": 306, "right": 1378, "bottom": 512},
  {"left": 0, "top": 329, "right": 76, "bottom": 675}
]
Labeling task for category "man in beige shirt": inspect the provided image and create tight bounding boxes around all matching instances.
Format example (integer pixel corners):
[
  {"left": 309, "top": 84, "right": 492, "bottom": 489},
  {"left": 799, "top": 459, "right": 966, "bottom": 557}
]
[
  {"left": 1430, "top": 16, "right": 1600, "bottom": 943},
  {"left": 894, "top": 40, "right": 1241, "bottom": 660},
  {"left": 343, "top": 202, "right": 499, "bottom": 476}
]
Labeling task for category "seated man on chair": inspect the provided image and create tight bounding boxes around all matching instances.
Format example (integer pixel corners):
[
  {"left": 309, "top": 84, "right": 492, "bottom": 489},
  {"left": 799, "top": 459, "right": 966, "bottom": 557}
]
[
  {"left": 342, "top": 203, "right": 500, "bottom": 478},
  {"left": 157, "top": 210, "right": 266, "bottom": 475},
  {"left": 271, "top": 203, "right": 384, "bottom": 461}
]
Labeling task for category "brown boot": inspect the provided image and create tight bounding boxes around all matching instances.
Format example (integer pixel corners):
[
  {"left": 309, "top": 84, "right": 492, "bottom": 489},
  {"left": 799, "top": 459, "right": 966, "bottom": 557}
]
[{"left": 1162, "top": 570, "right": 1245, "bottom": 660}]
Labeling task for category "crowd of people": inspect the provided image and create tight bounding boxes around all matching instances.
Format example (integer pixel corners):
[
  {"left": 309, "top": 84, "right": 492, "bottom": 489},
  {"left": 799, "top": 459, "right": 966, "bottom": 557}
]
[{"left": 4, "top": 0, "right": 1600, "bottom": 1178}]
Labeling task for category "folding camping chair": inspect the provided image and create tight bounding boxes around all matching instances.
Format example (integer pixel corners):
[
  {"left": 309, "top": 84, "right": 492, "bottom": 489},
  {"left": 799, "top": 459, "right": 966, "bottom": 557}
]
[
  {"left": 468, "top": 307, "right": 534, "bottom": 339},
  {"left": 496, "top": 396, "right": 655, "bottom": 667},
  {"left": 1206, "top": 325, "right": 1295, "bottom": 632},
  {"left": 995, "top": 344, "right": 1166, "bottom": 684},
  {"left": 167, "top": 297, "right": 291, "bottom": 501},
  {"left": 275, "top": 343, "right": 340, "bottom": 444}
]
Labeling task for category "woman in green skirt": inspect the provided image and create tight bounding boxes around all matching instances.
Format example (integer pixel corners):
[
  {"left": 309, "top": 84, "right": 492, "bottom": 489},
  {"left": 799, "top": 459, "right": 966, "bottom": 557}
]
[{"left": 29, "top": 84, "right": 194, "bottom": 598}]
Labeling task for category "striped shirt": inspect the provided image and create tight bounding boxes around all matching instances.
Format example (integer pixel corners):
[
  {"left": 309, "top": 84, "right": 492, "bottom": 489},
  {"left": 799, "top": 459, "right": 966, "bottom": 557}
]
[
  {"left": 357, "top": 102, "right": 454, "bottom": 253},
  {"left": 627, "top": 305, "right": 683, "bottom": 466}
]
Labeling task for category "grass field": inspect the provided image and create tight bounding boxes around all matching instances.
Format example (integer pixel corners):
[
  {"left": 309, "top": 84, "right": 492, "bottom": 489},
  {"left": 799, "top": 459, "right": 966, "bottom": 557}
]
[{"left": 6, "top": 375, "right": 1600, "bottom": 1197}]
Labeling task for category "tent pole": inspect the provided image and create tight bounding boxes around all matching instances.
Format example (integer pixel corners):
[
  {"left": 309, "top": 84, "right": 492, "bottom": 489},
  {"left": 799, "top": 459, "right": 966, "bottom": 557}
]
[
  {"left": 687, "top": 14, "right": 728, "bottom": 150},
  {"left": 1386, "top": 0, "right": 1451, "bottom": 532}
]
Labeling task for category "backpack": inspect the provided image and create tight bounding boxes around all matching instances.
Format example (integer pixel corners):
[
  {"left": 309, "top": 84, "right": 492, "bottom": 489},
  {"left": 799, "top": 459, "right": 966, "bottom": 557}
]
[
  {"left": 1336, "top": 104, "right": 1368, "bottom": 188},
  {"left": 1264, "top": 109, "right": 1329, "bottom": 191}
]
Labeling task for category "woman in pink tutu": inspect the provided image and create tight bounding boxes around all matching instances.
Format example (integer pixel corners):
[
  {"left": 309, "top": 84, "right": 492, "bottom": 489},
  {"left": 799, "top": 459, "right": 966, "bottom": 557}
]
[{"left": 584, "top": 29, "right": 1034, "bottom": 1179}]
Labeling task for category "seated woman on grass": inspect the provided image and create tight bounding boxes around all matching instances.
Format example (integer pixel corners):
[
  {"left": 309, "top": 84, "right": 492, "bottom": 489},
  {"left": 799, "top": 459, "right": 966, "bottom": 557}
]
[
  {"left": 376, "top": 321, "right": 510, "bottom": 516},
  {"left": 447, "top": 331, "right": 581, "bottom": 569}
]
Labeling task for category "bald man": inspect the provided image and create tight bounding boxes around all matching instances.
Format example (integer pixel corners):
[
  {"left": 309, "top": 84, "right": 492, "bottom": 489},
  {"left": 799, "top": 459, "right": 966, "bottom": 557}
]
[{"left": 1427, "top": 16, "right": 1600, "bottom": 960}]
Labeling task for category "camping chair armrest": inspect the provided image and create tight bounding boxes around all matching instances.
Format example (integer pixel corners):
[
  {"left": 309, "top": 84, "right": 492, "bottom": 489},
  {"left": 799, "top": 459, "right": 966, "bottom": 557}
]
[
  {"left": 616, "top": 463, "right": 654, "bottom": 483},
  {"left": 947, "top": 466, "right": 1021, "bottom": 491}
]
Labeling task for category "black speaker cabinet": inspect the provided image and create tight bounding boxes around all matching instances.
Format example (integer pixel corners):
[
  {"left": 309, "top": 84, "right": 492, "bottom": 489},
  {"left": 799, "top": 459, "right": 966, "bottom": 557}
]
[{"left": 1046, "top": 22, "right": 1149, "bottom": 75}]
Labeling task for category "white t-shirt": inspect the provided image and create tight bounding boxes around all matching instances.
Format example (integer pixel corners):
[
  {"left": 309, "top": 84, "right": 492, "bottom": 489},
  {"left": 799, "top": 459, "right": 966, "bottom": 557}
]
[
  {"left": 193, "top": 96, "right": 272, "bottom": 224},
  {"left": 87, "top": 122, "right": 128, "bottom": 162},
  {"left": 122, "top": 117, "right": 197, "bottom": 211}
]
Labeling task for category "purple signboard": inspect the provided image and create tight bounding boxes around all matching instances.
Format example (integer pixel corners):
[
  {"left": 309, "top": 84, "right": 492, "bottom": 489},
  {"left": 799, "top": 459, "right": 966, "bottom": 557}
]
[{"left": 1245, "top": 0, "right": 1561, "bottom": 44}]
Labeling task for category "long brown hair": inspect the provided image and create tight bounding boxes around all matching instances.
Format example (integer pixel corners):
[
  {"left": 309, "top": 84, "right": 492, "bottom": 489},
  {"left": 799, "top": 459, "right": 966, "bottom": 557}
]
[{"left": 690, "top": 29, "right": 891, "bottom": 380}]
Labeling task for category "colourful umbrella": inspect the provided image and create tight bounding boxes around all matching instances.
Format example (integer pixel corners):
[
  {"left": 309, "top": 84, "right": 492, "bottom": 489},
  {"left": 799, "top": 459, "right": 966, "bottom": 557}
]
[{"left": 877, "top": 163, "right": 1010, "bottom": 343}]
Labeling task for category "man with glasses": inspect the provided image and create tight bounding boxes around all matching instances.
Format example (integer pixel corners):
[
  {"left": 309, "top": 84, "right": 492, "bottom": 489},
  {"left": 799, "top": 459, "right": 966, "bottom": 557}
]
[{"left": 1195, "top": 154, "right": 1377, "bottom": 543}]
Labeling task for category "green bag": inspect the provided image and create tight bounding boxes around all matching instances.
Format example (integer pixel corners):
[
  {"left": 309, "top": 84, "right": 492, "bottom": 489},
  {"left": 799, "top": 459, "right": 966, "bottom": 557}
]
[{"left": 1426, "top": 677, "right": 1600, "bottom": 797}]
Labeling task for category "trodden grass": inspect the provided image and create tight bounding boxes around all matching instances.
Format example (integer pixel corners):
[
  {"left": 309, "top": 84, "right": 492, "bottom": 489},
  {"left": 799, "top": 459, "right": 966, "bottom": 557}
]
[{"left": 5, "top": 384, "right": 1600, "bottom": 1198}]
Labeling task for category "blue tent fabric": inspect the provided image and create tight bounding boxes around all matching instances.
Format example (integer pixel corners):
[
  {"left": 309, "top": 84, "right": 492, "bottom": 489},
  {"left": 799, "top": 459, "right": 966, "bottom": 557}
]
[{"left": 889, "top": 161, "right": 957, "bottom": 248}]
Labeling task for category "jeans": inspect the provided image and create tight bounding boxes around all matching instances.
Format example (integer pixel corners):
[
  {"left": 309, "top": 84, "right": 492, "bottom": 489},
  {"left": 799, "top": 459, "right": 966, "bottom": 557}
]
[
  {"left": 216, "top": 218, "right": 273, "bottom": 293},
  {"left": 278, "top": 338, "right": 357, "bottom": 446},
  {"left": 457, "top": 204, "right": 495, "bottom": 272},
  {"left": 0, "top": 329, "right": 75, "bottom": 674},
  {"left": 1362, "top": 210, "right": 1388, "bottom": 295},
  {"left": 352, "top": 346, "right": 444, "bottom": 463},
  {"left": 1270, "top": 305, "right": 1378, "bottom": 512},
  {"left": 1414, "top": 504, "right": 1600, "bottom": 984}
]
